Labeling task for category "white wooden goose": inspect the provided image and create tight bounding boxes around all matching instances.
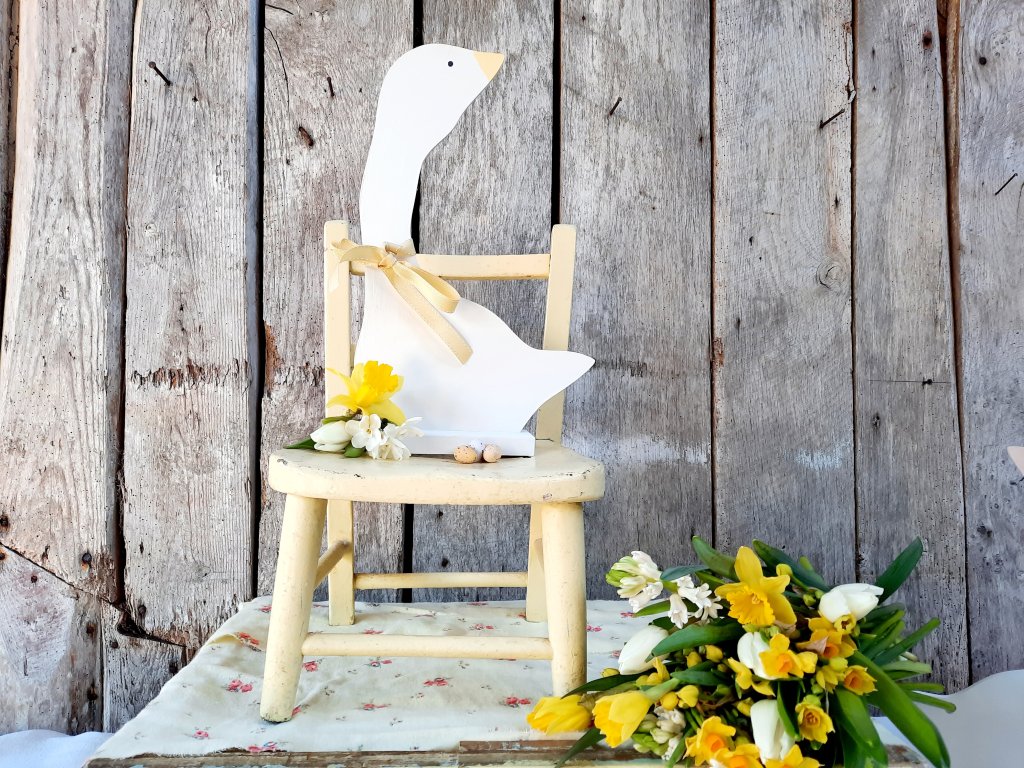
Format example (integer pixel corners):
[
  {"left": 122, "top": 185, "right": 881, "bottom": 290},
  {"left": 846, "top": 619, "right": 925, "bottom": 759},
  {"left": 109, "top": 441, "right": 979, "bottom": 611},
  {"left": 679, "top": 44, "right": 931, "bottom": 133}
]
[{"left": 353, "top": 44, "right": 593, "bottom": 453}]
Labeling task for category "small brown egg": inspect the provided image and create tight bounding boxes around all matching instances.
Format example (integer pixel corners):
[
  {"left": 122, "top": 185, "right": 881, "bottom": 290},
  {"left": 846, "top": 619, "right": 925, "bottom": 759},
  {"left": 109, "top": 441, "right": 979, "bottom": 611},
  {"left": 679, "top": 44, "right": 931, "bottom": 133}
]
[
  {"left": 481, "top": 444, "right": 502, "bottom": 463},
  {"left": 453, "top": 444, "right": 480, "bottom": 464}
]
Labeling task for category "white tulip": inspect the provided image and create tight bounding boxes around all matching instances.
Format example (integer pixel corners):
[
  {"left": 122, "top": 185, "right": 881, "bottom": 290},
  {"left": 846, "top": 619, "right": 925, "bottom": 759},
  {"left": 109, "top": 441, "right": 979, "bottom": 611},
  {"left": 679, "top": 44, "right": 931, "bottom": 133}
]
[
  {"left": 736, "top": 631, "right": 773, "bottom": 679},
  {"left": 311, "top": 420, "right": 351, "bottom": 452},
  {"left": 750, "top": 699, "right": 795, "bottom": 762},
  {"left": 819, "top": 583, "right": 884, "bottom": 623},
  {"left": 617, "top": 625, "right": 669, "bottom": 674}
]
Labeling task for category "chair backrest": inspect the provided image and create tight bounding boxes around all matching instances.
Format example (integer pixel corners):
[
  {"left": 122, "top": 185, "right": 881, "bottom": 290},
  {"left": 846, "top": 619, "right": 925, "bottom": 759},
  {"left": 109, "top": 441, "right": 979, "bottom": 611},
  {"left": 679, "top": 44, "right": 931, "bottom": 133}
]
[{"left": 323, "top": 221, "right": 578, "bottom": 443}]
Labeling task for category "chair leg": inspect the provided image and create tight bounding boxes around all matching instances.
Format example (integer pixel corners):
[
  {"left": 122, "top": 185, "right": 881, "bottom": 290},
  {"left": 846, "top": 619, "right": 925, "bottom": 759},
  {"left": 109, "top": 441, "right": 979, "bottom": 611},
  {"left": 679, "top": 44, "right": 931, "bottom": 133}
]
[
  {"left": 260, "top": 493, "right": 327, "bottom": 723},
  {"left": 541, "top": 502, "right": 587, "bottom": 695},
  {"left": 525, "top": 505, "right": 547, "bottom": 622},
  {"left": 327, "top": 499, "right": 355, "bottom": 626}
]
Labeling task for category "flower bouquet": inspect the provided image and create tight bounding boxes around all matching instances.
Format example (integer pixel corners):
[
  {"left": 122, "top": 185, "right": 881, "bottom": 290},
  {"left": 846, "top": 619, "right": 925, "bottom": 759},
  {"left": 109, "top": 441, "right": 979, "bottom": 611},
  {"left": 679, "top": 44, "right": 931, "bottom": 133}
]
[
  {"left": 286, "top": 360, "right": 422, "bottom": 460},
  {"left": 527, "top": 538, "right": 951, "bottom": 768}
]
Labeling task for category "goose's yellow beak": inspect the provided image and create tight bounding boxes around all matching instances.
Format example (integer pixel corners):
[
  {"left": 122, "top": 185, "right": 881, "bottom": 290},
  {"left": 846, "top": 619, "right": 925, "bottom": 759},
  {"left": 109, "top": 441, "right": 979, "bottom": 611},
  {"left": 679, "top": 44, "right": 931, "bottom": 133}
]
[{"left": 474, "top": 51, "right": 504, "bottom": 81}]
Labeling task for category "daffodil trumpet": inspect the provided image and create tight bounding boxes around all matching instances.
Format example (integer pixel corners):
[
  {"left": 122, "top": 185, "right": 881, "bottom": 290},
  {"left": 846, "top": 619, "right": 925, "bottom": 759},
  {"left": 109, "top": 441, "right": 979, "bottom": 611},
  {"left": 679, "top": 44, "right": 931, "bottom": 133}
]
[{"left": 530, "top": 537, "right": 952, "bottom": 768}]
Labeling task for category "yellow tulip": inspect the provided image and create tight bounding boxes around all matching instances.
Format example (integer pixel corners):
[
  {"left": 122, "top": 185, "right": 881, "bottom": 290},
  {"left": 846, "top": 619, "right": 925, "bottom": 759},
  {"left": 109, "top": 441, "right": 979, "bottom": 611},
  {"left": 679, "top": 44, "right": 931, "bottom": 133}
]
[
  {"left": 593, "top": 691, "right": 651, "bottom": 747},
  {"left": 715, "top": 547, "right": 796, "bottom": 627},
  {"left": 526, "top": 695, "right": 592, "bottom": 734},
  {"left": 327, "top": 361, "right": 406, "bottom": 422},
  {"left": 795, "top": 696, "right": 834, "bottom": 743},
  {"left": 760, "top": 634, "right": 818, "bottom": 679},
  {"left": 684, "top": 716, "right": 736, "bottom": 764},
  {"left": 766, "top": 745, "right": 822, "bottom": 768},
  {"left": 842, "top": 665, "right": 877, "bottom": 695}
]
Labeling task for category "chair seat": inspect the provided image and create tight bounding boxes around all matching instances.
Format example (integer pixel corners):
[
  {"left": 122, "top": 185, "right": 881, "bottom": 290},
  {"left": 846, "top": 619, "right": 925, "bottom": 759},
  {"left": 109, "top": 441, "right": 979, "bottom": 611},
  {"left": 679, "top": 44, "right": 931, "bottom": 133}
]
[{"left": 268, "top": 439, "right": 604, "bottom": 505}]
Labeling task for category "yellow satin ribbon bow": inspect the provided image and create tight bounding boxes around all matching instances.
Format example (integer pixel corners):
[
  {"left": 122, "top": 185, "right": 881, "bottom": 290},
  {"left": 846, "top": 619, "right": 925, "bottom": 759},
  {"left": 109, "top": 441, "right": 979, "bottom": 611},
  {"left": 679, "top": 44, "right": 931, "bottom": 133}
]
[{"left": 327, "top": 238, "right": 472, "bottom": 364}]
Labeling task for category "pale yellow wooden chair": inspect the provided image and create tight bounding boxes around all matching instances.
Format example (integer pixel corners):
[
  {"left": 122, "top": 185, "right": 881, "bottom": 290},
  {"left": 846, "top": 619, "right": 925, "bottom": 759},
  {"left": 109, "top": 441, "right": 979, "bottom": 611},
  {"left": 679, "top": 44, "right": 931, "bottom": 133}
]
[{"left": 259, "top": 221, "right": 605, "bottom": 722}]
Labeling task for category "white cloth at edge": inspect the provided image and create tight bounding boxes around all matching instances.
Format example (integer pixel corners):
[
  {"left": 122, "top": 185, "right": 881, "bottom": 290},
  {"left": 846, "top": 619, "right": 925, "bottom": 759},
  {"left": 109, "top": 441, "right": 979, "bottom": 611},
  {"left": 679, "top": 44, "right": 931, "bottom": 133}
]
[{"left": 0, "top": 730, "right": 110, "bottom": 768}]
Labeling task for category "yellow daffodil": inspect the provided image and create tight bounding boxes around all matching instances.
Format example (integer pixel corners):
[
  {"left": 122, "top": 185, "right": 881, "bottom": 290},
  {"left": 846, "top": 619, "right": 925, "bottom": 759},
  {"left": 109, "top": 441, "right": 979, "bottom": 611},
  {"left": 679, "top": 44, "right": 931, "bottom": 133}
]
[
  {"left": 766, "top": 745, "right": 822, "bottom": 768},
  {"left": 677, "top": 685, "right": 700, "bottom": 708},
  {"left": 798, "top": 617, "right": 856, "bottom": 660},
  {"left": 735, "top": 698, "right": 754, "bottom": 717},
  {"left": 795, "top": 696, "right": 834, "bottom": 743},
  {"left": 727, "top": 657, "right": 774, "bottom": 697},
  {"left": 327, "top": 361, "right": 406, "bottom": 422},
  {"left": 760, "top": 634, "right": 818, "bottom": 679},
  {"left": 842, "top": 665, "right": 877, "bottom": 695},
  {"left": 527, "top": 695, "right": 592, "bottom": 733},
  {"left": 814, "top": 657, "right": 849, "bottom": 692},
  {"left": 705, "top": 644, "right": 724, "bottom": 662},
  {"left": 685, "top": 716, "right": 736, "bottom": 764},
  {"left": 715, "top": 547, "right": 796, "bottom": 627},
  {"left": 641, "top": 656, "right": 670, "bottom": 685},
  {"left": 716, "top": 743, "right": 763, "bottom": 768},
  {"left": 593, "top": 691, "right": 651, "bottom": 747}
]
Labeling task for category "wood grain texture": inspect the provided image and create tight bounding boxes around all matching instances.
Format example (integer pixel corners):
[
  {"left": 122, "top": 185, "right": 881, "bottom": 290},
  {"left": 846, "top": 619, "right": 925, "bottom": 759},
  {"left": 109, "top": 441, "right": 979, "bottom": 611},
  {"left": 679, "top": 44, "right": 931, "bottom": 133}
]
[
  {"left": 955, "top": 0, "right": 1024, "bottom": 680},
  {"left": 101, "top": 603, "right": 187, "bottom": 732},
  {"left": 0, "top": 0, "right": 12, "bottom": 323},
  {"left": 561, "top": 1, "right": 713, "bottom": 596},
  {"left": 853, "top": 0, "right": 968, "bottom": 690},
  {"left": 0, "top": 546, "right": 103, "bottom": 734},
  {"left": 122, "top": 3, "right": 256, "bottom": 646},
  {"left": 413, "top": 0, "right": 554, "bottom": 601},
  {"left": 713, "top": 0, "right": 855, "bottom": 578},
  {"left": 0, "top": 0, "right": 132, "bottom": 597},
  {"left": 259, "top": 0, "right": 412, "bottom": 604}
]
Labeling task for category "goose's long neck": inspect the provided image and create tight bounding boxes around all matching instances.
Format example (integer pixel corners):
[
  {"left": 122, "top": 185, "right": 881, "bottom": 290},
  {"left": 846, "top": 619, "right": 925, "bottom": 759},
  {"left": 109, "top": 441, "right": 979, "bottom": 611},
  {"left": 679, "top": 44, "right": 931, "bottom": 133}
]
[{"left": 358, "top": 121, "right": 429, "bottom": 246}]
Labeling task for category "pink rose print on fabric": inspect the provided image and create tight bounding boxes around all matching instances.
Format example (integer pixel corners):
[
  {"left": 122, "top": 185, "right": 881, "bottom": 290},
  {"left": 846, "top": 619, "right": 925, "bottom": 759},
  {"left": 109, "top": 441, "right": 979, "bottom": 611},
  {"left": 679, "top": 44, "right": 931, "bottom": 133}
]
[
  {"left": 247, "top": 742, "right": 282, "bottom": 754},
  {"left": 292, "top": 705, "right": 304, "bottom": 717},
  {"left": 516, "top": 611, "right": 528, "bottom": 619},
  {"left": 362, "top": 628, "right": 383, "bottom": 635},
  {"left": 235, "top": 632, "right": 262, "bottom": 652},
  {"left": 503, "top": 696, "right": 532, "bottom": 708},
  {"left": 258, "top": 604, "right": 272, "bottom": 613},
  {"left": 362, "top": 703, "right": 389, "bottom": 711},
  {"left": 620, "top": 611, "right": 634, "bottom": 618},
  {"left": 423, "top": 677, "right": 449, "bottom": 687},
  {"left": 367, "top": 658, "right": 393, "bottom": 668},
  {"left": 468, "top": 601, "right": 488, "bottom": 606},
  {"left": 226, "top": 678, "right": 254, "bottom": 693},
  {"left": 587, "top": 625, "right": 603, "bottom": 632},
  {"left": 470, "top": 623, "right": 495, "bottom": 631},
  {"left": 192, "top": 730, "right": 210, "bottom": 740},
  {"left": 303, "top": 660, "right": 319, "bottom": 672},
  {"left": 611, "top": 650, "right": 621, "bottom": 658}
]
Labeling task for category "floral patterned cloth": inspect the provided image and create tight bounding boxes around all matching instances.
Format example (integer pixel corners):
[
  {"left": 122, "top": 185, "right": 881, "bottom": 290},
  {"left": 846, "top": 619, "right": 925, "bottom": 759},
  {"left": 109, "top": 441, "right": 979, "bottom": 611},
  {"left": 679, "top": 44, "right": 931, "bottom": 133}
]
[{"left": 92, "top": 599, "right": 635, "bottom": 759}]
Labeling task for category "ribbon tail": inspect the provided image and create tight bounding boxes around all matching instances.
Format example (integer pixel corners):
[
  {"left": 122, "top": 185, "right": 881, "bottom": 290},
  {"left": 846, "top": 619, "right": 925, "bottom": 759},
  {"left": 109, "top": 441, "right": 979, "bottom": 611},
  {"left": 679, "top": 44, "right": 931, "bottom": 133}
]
[{"left": 384, "top": 271, "right": 473, "bottom": 364}]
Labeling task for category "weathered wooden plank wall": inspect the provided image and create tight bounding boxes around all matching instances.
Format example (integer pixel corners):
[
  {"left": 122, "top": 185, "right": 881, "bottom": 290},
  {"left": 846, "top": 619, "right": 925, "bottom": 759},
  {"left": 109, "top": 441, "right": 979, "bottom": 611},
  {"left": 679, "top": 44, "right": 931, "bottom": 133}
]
[{"left": 1, "top": 0, "right": 1022, "bottom": 734}]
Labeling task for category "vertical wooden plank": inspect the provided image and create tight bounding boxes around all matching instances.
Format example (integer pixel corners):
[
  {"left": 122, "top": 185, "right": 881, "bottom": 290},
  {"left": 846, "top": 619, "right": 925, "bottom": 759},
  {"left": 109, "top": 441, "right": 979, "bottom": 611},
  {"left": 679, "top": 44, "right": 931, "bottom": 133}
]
[
  {"left": 412, "top": 0, "right": 553, "bottom": 601},
  {"left": 956, "top": 0, "right": 1024, "bottom": 680},
  {"left": 0, "top": 0, "right": 131, "bottom": 599},
  {"left": 0, "top": 0, "right": 12, "bottom": 316},
  {"left": 562, "top": 1, "right": 713, "bottom": 595},
  {"left": 854, "top": 0, "right": 967, "bottom": 691},
  {"left": 122, "top": 4, "right": 256, "bottom": 646},
  {"left": 713, "top": 0, "right": 855, "bottom": 578},
  {"left": 101, "top": 603, "right": 186, "bottom": 731},
  {"left": 0, "top": 546, "right": 103, "bottom": 733},
  {"left": 259, "top": 0, "right": 412, "bottom": 603}
]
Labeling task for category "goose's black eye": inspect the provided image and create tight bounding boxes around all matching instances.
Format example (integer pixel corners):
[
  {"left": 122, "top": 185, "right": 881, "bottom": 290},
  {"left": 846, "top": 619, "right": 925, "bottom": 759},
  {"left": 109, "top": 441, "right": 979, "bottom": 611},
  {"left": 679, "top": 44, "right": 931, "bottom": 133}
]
[{"left": 447, "top": 61, "right": 454, "bottom": 67}]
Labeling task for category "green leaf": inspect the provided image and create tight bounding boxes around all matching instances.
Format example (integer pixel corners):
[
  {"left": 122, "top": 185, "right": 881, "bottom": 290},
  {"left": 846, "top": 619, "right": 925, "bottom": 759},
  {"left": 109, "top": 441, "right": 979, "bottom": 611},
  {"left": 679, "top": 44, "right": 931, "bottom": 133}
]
[
  {"left": 285, "top": 437, "right": 317, "bottom": 450},
  {"left": 858, "top": 614, "right": 906, "bottom": 660},
  {"left": 554, "top": 727, "right": 605, "bottom": 768},
  {"left": 852, "top": 651, "right": 950, "bottom": 768},
  {"left": 665, "top": 733, "right": 687, "bottom": 768},
  {"left": 691, "top": 537, "right": 737, "bottom": 579},
  {"left": 670, "top": 668, "right": 729, "bottom": 687},
  {"left": 752, "top": 540, "right": 829, "bottom": 590},
  {"left": 651, "top": 621, "right": 744, "bottom": 657},
  {"left": 882, "top": 660, "right": 933, "bottom": 679},
  {"left": 873, "top": 618, "right": 941, "bottom": 666},
  {"left": 321, "top": 415, "right": 347, "bottom": 424},
  {"left": 875, "top": 538, "right": 924, "bottom": 601},
  {"left": 563, "top": 673, "right": 642, "bottom": 696},
  {"left": 634, "top": 600, "right": 671, "bottom": 617},
  {"left": 906, "top": 691, "right": 957, "bottom": 714},
  {"left": 661, "top": 564, "right": 705, "bottom": 582},
  {"left": 898, "top": 682, "right": 945, "bottom": 693},
  {"left": 861, "top": 602, "right": 906, "bottom": 628},
  {"left": 651, "top": 617, "right": 676, "bottom": 631},
  {"left": 833, "top": 688, "right": 888, "bottom": 766},
  {"left": 343, "top": 445, "right": 365, "bottom": 458},
  {"left": 775, "top": 685, "right": 798, "bottom": 739}
]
